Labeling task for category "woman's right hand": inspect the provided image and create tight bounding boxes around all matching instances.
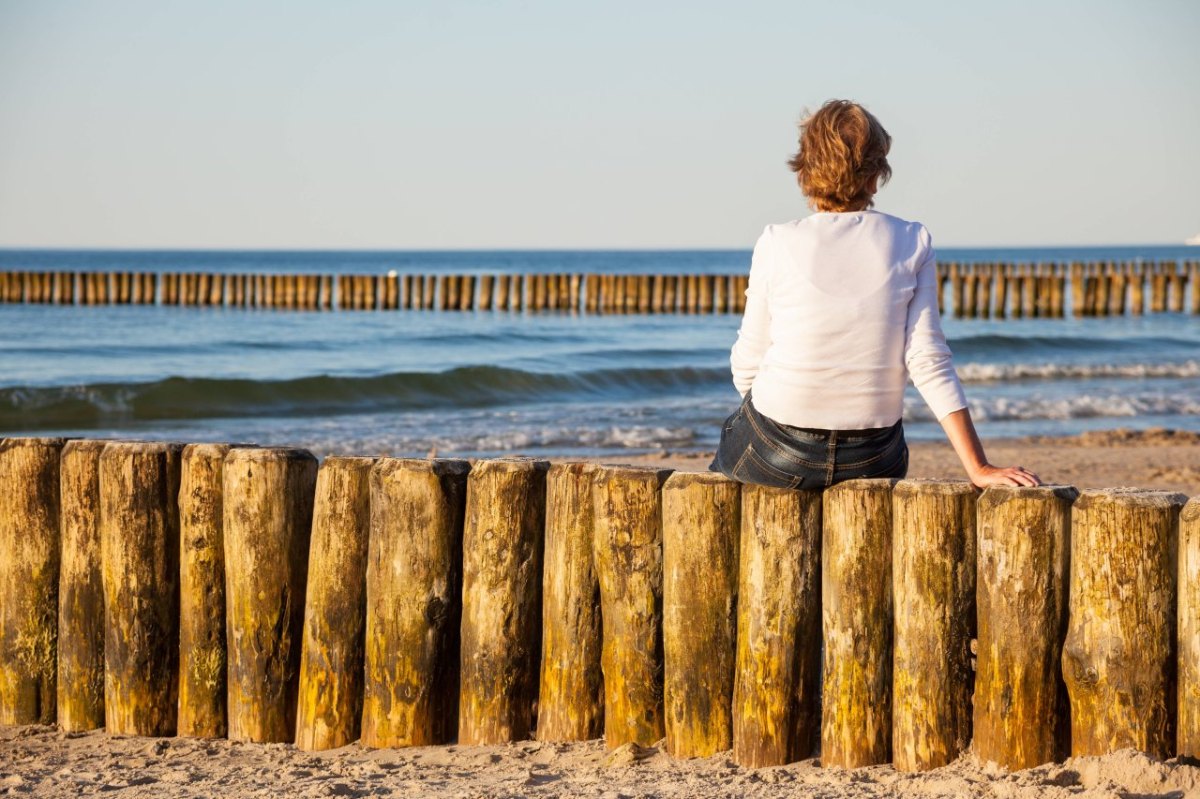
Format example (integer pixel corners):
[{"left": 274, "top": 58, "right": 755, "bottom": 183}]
[{"left": 968, "top": 463, "right": 1041, "bottom": 488}]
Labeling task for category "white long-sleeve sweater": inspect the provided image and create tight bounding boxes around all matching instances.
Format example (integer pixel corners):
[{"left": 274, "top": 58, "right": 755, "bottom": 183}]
[{"left": 730, "top": 210, "right": 968, "bottom": 429}]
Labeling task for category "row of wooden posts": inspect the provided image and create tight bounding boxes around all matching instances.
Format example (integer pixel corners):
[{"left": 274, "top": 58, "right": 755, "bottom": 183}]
[
  {"left": 2, "top": 261, "right": 1199, "bottom": 316},
  {"left": 0, "top": 436, "right": 1198, "bottom": 773},
  {"left": 942, "top": 260, "right": 1200, "bottom": 318},
  {"left": 0, "top": 270, "right": 750, "bottom": 314}
]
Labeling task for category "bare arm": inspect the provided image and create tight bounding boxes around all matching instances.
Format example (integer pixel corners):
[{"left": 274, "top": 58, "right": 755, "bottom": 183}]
[{"left": 939, "top": 407, "right": 1041, "bottom": 488}]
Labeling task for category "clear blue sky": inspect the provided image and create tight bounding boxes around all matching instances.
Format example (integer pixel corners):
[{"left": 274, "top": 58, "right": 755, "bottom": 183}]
[{"left": 1, "top": 0, "right": 1197, "bottom": 249}]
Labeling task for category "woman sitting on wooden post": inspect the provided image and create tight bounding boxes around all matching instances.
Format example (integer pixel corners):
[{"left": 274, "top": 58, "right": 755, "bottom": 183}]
[{"left": 711, "top": 100, "right": 1039, "bottom": 490}]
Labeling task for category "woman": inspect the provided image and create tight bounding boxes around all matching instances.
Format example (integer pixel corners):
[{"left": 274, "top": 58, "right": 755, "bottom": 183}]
[{"left": 711, "top": 99, "right": 1040, "bottom": 490}]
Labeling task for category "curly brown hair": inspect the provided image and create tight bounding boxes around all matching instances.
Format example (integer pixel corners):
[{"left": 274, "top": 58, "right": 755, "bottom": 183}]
[{"left": 787, "top": 100, "right": 892, "bottom": 213}]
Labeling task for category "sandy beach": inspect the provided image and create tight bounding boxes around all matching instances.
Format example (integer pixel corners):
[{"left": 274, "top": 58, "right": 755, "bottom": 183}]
[
  {"left": 4, "top": 725, "right": 1200, "bottom": 799},
  {"left": 615, "top": 427, "right": 1200, "bottom": 496}
]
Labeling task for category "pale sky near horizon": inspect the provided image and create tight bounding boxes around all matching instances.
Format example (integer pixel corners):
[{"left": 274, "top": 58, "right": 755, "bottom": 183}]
[{"left": 1, "top": 1, "right": 1197, "bottom": 249}]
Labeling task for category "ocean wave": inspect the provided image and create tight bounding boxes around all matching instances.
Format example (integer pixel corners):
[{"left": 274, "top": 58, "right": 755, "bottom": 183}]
[
  {"left": 0, "top": 365, "right": 729, "bottom": 428},
  {"left": 950, "top": 333, "right": 1200, "bottom": 357},
  {"left": 957, "top": 360, "right": 1200, "bottom": 382}
]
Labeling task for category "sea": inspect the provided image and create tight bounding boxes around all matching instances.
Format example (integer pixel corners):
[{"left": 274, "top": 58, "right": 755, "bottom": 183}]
[{"left": 2, "top": 246, "right": 1198, "bottom": 460}]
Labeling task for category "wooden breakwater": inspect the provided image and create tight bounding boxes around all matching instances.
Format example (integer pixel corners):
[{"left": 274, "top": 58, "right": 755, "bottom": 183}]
[
  {"left": 1, "top": 260, "right": 1199, "bottom": 316},
  {"left": 1, "top": 435, "right": 1198, "bottom": 772}
]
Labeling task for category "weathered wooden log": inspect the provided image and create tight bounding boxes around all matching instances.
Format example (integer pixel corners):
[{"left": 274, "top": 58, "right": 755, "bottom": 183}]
[
  {"left": 537, "top": 463, "right": 603, "bottom": 742},
  {"left": 732, "top": 484, "right": 822, "bottom": 768},
  {"left": 891, "top": 479, "right": 976, "bottom": 772},
  {"left": 0, "top": 437, "right": 65, "bottom": 725},
  {"left": 584, "top": 274, "right": 599, "bottom": 312},
  {"left": 295, "top": 456, "right": 376, "bottom": 751},
  {"left": 661, "top": 472, "right": 739, "bottom": 758},
  {"left": 57, "top": 439, "right": 108, "bottom": 731},
  {"left": 820, "top": 479, "right": 897, "bottom": 768},
  {"left": 1063, "top": 488, "right": 1185, "bottom": 758},
  {"left": 568, "top": 273, "right": 581, "bottom": 311},
  {"left": 458, "top": 458, "right": 548, "bottom": 744},
  {"left": 178, "top": 443, "right": 236, "bottom": 738},
  {"left": 361, "top": 458, "right": 469, "bottom": 747},
  {"left": 592, "top": 465, "right": 671, "bottom": 748},
  {"left": 223, "top": 447, "right": 318, "bottom": 743},
  {"left": 1181, "top": 496, "right": 1200, "bottom": 757},
  {"left": 974, "top": 485, "right": 1076, "bottom": 770},
  {"left": 478, "top": 274, "right": 494, "bottom": 311},
  {"left": 99, "top": 441, "right": 182, "bottom": 736}
]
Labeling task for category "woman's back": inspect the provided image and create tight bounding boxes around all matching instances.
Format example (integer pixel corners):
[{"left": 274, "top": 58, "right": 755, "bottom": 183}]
[{"left": 731, "top": 209, "right": 965, "bottom": 430}]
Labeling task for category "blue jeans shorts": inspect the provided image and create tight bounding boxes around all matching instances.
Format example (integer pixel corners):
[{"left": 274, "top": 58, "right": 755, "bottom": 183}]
[{"left": 709, "top": 393, "right": 909, "bottom": 490}]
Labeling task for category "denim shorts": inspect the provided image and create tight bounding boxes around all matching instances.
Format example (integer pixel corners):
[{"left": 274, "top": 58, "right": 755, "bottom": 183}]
[{"left": 709, "top": 393, "right": 908, "bottom": 490}]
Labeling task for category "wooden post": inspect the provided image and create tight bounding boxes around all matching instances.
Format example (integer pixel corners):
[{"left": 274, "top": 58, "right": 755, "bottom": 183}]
[
  {"left": 495, "top": 274, "right": 510, "bottom": 311},
  {"left": 963, "top": 265, "right": 977, "bottom": 318},
  {"left": 1020, "top": 265, "right": 1035, "bottom": 318},
  {"left": 974, "top": 485, "right": 1076, "bottom": 770},
  {"left": 1063, "top": 488, "right": 1184, "bottom": 758},
  {"left": 99, "top": 441, "right": 182, "bottom": 736},
  {"left": 1170, "top": 261, "right": 1187, "bottom": 313},
  {"left": 724, "top": 273, "right": 744, "bottom": 311},
  {"left": 383, "top": 274, "right": 399, "bottom": 310},
  {"left": 223, "top": 447, "right": 318, "bottom": 743},
  {"left": 459, "top": 275, "right": 475, "bottom": 311},
  {"left": 568, "top": 273, "right": 581, "bottom": 311},
  {"left": 891, "top": 479, "right": 976, "bottom": 772},
  {"left": 458, "top": 458, "right": 549, "bottom": 744},
  {"left": 978, "top": 265, "right": 993, "bottom": 318},
  {"left": 178, "top": 443, "right": 236, "bottom": 738},
  {"left": 637, "top": 275, "right": 652, "bottom": 313},
  {"left": 295, "top": 456, "right": 376, "bottom": 751},
  {"left": 661, "top": 472, "right": 739, "bottom": 758},
  {"left": 57, "top": 440, "right": 108, "bottom": 731},
  {"left": 510, "top": 274, "right": 525, "bottom": 312},
  {"left": 537, "top": 463, "right": 603, "bottom": 742},
  {"left": 400, "top": 274, "right": 413, "bottom": 309},
  {"left": 0, "top": 437, "right": 65, "bottom": 725},
  {"left": 1191, "top": 261, "right": 1200, "bottom": 314},
  {"left": 662, "top": 275, "right": 678, "bottom": 313},
  {"left": 584, "top": 274, "right": 600, "bottom": 313},
  {"left": 685, "top": 274, "right": 700, "bottom": 313},
  {"left": 1180, "top": 497, "right": 1200, "bottom": 757},
  {"left": 592, "top": 465, "right": 671, "bottom": 747},
  {"left": 820, "top": 479, "right": 897, "bottom": 768},
  {"left": 532, "top": 273, "right": 547, "bottom": 311},
  {"left": 949, "top": 263, "right": 964, "bottom": 318},
  {"left": 1131, "top": 262, "right": 1146, "bottom": 315},
  {"left": 362, "top": 458, "right": 469, "bottom": 747},
  {"left": 732, "top": 484, "right": 822, "bottom": 768},
  {"left": 478, "top": 274, "right": 494, "bottom": 311}
]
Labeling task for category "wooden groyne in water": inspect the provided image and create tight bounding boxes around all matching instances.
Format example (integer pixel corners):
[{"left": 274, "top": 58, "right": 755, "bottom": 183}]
[
  {"left": 1, "top": 260, "right": 1198, "bottom": 316},
  {"left": 2, "top": 434, "right": 1199, "bottom": 771}
]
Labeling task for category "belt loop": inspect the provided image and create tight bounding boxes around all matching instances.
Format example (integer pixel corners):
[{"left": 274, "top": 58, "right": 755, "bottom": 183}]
[{"left": 824, "top": 430, "right": 838, "bottom": 487}]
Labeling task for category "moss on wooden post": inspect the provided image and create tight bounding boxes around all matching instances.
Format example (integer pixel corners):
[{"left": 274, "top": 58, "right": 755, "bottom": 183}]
[
  {"left": 1180, "top": 496, "right": 1200, "bottom": 757},
  {"left": 821, "top": 478, "right": 898, "bottom": 768},
  {"left": 295, "top": 456, "right": 376, "bottom": 751},
  {"left": 57, "top": 439, "right": 107, "bottom": 731},
  {"left": 223, "top": 447, "right": 317, "bottom": 743},
  {"left": 891, "top": 479, "right": 977, "bottom": 772},
  {"left": 1063, "top": 488, "right": 1184, "bottom": 758},
  {"left": 0, "top": 437, "right": 65, "bottom": 725},
  {"left": 361, "top": 458, "right": 469, "bottom": 747},
  {"left": 458, "top": 458, "right": 549, "bottom": 744},
  {"left": 537, "top": 463, "right": 603, "bottom": 742},
  {"left": 99, "top": 440, "right": 182, "bottom": 736},
  {"left": 592, "top": 465, "right": 671, "bottom": 748},
  {"left": 973, "top": 485, "right": 1076, "bottom": 769},
  {"left": 178, "top": 443, "right": 235, "bottom": 738},
  {"left": 661, "top": 471, "right": 739, "bottom": 758}
]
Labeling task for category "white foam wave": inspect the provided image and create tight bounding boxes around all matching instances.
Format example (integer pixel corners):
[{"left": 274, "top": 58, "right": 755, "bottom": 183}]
[
  {"left": 957, "top": 360, "right": 1200, "bottom": 382},
  {"left": 905, "top": 392, "right": 1200, "bottom": 422}
]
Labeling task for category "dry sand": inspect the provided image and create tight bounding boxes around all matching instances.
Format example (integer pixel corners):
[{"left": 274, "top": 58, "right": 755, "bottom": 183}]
[
  {"left": 613, "top": 427, "right": 1200, "bottom": 496},
  {"left": 3, "top": 725, "right": 1199, "bottom": 799}
]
